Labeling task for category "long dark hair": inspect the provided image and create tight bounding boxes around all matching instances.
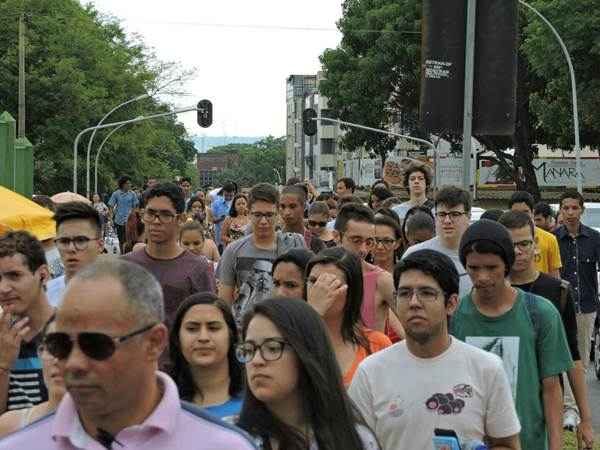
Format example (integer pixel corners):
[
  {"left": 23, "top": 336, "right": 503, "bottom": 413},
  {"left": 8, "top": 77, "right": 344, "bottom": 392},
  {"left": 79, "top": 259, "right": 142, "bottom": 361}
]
[
  {"left": 169, "top": 293, "right": 243, "bottom": 402},
  {"left": 305, "top": 247, "right": 366, "bottom": 348},
  {"left": 228, "top": 194, "right": 248, "bottom": 218},
  {"left": 238, "top": 298, "right": 373, "bottom": 450}
]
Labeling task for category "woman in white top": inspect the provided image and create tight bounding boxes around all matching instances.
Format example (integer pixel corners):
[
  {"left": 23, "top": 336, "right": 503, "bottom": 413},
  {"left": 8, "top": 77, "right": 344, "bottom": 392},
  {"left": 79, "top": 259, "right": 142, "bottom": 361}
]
[
  {"left": 0, "top": 320, "right": 65, "bottom": 437},
  {"left": 235, "top": 298, "right": 379, "bottom": 450}
]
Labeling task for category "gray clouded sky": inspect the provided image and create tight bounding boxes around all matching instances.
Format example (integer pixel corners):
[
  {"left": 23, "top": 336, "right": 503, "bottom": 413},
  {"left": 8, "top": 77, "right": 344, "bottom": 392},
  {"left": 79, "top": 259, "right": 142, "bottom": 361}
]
[{"left": 88, "top": 1, "right": 343, "bottom": 138}]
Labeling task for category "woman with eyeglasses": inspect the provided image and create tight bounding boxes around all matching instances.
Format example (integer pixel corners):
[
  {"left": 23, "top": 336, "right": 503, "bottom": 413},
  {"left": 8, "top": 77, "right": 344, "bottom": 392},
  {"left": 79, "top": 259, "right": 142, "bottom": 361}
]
[
  {"left": 372, "top": 215, "right": 402, "bottom": 274},
  {"left": 0, "top": 319, "right": 65, "bottom": 437},
  {"left": 168, "top": 293, "right": 244, "bottom": 423},
  {"left": 306, "top": 202, "right": 336, "bottom": 248},
  {"left": 305, "top": 247, "right": 391, "bottom": 387},
  {"left": 271, "top": 249, "right": 315, "bottom": 300},
  {"left": 236, "top": 297, "right": 379, "bottom": 450}
]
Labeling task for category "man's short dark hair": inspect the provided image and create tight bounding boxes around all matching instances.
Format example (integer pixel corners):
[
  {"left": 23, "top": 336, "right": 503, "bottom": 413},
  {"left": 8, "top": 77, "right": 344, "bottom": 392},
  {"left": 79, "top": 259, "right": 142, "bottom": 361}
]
[
  {"left": 533, "top": 202, "right": 555, "bottom": 219},
  {"left": 117, "top": 175, "right": 131, "bottom": 189},
  {"left": 498, "top": 210, "right": 535, "bottom": 237},
  {"left": 335, "top": 203, "right": 375, "bottom": 233},
  {"left": 180, "top": 177, "right": 192, "bottom": 185},
  {"left": 248, "top": 183, "right": 279, "bottom": 208},
  {"left": 146, "top": 183, "right": 186, "bottom": 214},
  {"left": 371, "top": 186, "right": 393, "bottom": 202},
  {"left": 338, "top": 194, "right": 364, "bottom": 207},
  {"left": 281, "top": 184, "right": 306, "bottom": 204},
  {"left": 480, "top": 209, "right": 504, "bottom": 222},
  {"left": 286, "top": 177, "right": 301, "bottom": 186},
  {"left": 560, "top": 189, "right": 585, "bottom": 209},
  {"left": 403, "top": 163, "right": 432, "bottom": 188},
  {"left": 32, "top": 195, "right": 56, "bottom": 212},
  {"left": 434, "top": 186, "right": 471, "bottom": 213},
  {"left": 394, "top": 249, "right": 459, "bottom": 301},
  {"left": 53, "top": 202, "right": 102, "bottom": 236},
  {"left": 0, "top": 231, "right": 47, "bottom": 273},
  {"left": 337, "top": 177, "right": 356, "bottom": 193},
  {"left": 508, "top": 191, "right": 534, "bottom": 211},
  {"left": 222, "top": 181, "right": 237, "bottom": 193}
]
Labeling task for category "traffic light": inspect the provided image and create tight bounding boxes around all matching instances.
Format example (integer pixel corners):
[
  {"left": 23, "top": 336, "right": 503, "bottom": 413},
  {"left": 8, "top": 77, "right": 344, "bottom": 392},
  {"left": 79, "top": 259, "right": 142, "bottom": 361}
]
[
  {"left": 302, "top": 108, "right": 317, "bottom": 136},
  {"left": 197, "top": 100, "right": 213, "bottom": 128}
]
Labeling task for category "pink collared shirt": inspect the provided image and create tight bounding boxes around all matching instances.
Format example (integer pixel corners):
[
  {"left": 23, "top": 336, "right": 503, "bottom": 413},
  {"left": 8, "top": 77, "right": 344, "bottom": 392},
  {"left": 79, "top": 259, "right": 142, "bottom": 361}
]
[{"left": 0, "top": 372, "right": 256, "bottom": 450}]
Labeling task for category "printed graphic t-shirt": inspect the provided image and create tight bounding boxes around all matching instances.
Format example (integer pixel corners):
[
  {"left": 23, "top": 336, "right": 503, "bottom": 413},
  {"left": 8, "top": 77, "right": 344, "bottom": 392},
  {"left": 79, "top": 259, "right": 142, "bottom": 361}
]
[
  {"left": 450, "top": 289, "right": 573, "bottom": 450},
  {"left": 217, "top": 232, "right": 306, "bottom": 326},
  {"left": 348, "top": 338, "right": 520, "bottom": 450}
]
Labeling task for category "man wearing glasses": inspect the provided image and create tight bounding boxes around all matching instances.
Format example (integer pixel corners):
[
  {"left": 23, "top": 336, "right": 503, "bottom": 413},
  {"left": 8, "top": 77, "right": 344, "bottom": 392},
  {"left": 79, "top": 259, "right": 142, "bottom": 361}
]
[
  {"left": 499, "top": 211, "right": 595, "bottom": 448},
  {"left": 0, "top": 258, "right": 257, "bottom": 449},
  {"left": 349, "top": 249, "right": 521, "bottom": 450},
  {"left": 46, "top": 202, "right": 104, "bottom": 307},
  {"left": 334, "top": 203, "right": 401, "bottom": 337},
  {"left": 122, "top": 183, "right": 215, "bottom": 328},
  {"left": 0, "top": 231, "right": 55, "bottom": 415},
  {"left": 402, "top": 185, "right": 473, "bottom": 297},
  {"left": 218, "top": 183, "right": 305, "bottom": 327}
]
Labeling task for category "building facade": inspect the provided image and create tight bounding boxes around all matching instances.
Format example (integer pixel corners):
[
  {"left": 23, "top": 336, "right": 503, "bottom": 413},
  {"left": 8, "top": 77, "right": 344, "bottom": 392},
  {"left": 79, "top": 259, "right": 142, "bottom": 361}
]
[{"left": 196, "top": 153, "right": 240, "bottom": 187}]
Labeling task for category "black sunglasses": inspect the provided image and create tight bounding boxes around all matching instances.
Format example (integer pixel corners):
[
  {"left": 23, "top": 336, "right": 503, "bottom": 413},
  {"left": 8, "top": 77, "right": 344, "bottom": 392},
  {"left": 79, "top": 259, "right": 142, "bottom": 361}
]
[{"left": 44, "top": 323, "right": 156, "bottom": 361}]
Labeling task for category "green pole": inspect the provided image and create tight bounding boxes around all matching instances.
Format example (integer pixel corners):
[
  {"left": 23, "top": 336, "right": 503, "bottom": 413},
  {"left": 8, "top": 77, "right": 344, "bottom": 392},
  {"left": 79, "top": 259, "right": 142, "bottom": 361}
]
[
  {"left": 0, "top": 111, "right": 17, "bottom": 189},
  {"left": 15, "top": 137, "right": 33, "bottom": 197}
]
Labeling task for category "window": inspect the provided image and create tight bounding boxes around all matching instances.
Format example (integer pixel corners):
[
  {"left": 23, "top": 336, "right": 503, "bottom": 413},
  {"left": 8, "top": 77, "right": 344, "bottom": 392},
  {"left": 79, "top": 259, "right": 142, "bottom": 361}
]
[{"left": 320, "top": 138, "right": 335, "bottom": 155}]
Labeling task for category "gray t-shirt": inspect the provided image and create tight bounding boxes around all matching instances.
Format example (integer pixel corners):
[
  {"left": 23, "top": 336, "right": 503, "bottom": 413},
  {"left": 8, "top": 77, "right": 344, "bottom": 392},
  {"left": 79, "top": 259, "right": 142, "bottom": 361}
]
[
  {"left": 401, "top": 236, "right": 473, "bottom": 297},
  {"left": 217, "top": 232, "right": 306, "bottom": 325},
  {"left": 392, "top": 199, "right": 434, "bottom": 222}
]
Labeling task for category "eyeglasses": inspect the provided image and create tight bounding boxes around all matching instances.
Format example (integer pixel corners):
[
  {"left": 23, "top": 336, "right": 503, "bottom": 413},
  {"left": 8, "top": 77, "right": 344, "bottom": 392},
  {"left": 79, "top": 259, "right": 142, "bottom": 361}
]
[
  {"left": 344, "top": 235, "right": 376, "bottom": 248},
  {"left": 396, "top": 287, "right": 442, "bottom": 303},
  {"left": 308, "top": 220, "right": 328, "bottom": 228},
  {"left": 235, "top": 338, "right": 288, "bottom": 364},
  {"left": 43, "top": 323, "right": 156, "bottom": 361},
  {"left": 375, "top": 237, "right": 397, "bottom": 248},
  {"left": 513, "top": 239, "right": 534, "bottom": 250},
  {"left": 250, "top": 211, "right": 277, "bottom": 222},
  {"left": 55, "top": 236, "right": 99, "bottom": 251},
  {"left": 36, "top": 344, "right": 56, "bottom": 361},
  {"left": 143, "top": 209, "right": 177, "bottom": 224},
  {"left": 434, "top": 211, "right": 467, "bottom": 221}
]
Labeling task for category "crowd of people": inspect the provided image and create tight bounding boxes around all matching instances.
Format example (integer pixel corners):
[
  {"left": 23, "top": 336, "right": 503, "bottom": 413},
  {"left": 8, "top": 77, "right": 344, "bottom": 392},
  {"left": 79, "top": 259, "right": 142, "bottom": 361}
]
[{"left": 0, "top": 162, "right": 597, "bottom": 449}]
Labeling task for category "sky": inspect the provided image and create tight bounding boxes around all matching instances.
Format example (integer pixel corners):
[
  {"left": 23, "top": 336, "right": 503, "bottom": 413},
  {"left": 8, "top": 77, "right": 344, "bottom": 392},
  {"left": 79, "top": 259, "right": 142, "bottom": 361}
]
[{"left": 88, "top": 1, "right": 343, "bottom": 138}]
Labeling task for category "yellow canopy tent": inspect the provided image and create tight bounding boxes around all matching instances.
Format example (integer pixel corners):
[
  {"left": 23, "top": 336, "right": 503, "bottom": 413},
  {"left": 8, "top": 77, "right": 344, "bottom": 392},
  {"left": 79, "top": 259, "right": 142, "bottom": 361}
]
[{"left": 0, "top": 186, "right": 56, "bottom": 241}]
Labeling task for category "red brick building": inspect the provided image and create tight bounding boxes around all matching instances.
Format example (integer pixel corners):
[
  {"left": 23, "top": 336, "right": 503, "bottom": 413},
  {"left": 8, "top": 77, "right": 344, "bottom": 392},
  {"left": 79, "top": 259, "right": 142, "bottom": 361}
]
[{"left": 196, "top": 153, "right": 240, "bottom": 186}]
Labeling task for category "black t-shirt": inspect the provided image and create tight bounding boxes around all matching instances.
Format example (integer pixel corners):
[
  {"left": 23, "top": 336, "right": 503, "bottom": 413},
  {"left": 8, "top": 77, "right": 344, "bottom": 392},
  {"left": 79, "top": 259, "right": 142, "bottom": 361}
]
[
  {"left": 513, "top": 272, "right": 580, "bottom": 361},
  {"left": 7, "top": 331, "right": 48, "bottom": 411}
]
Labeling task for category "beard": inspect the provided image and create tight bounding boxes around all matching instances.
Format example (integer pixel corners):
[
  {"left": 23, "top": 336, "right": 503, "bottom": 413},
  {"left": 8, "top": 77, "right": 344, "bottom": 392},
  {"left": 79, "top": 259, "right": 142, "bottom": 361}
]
[{"left": 405, "top": 320, "right": 444, "bottom": 345}]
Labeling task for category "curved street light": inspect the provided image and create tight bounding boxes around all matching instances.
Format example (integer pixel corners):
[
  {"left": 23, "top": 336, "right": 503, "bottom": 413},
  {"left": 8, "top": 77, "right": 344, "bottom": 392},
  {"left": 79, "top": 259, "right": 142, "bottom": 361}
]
[
  {"left": 519, "top": 0, "right": 582, "bottom": 193},
  {"left": 93, "top": 123, "right": 128, "bottom": 195}
]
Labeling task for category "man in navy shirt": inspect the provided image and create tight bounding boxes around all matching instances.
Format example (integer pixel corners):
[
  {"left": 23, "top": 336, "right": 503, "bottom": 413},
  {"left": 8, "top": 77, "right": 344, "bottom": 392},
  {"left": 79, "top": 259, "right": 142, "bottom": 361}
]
[
  {"left": 108, "top": 175, "right": 139, "bottom": 253},
  {"left": 554, "top": 189, "right": 600, "bottom": 373}
]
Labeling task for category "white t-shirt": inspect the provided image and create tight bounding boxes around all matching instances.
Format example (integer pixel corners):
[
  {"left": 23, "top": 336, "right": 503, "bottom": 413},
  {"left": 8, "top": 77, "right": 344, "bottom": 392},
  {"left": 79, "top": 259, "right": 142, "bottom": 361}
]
[
  {"left": 348, "top": 338, "right": 521, "bottom": 450},
  {"left": 46, "top": 275, "right": 66, "bottom": 307},
  {"left": 401, "top": 236, "right": 473, "bottom": 297}
]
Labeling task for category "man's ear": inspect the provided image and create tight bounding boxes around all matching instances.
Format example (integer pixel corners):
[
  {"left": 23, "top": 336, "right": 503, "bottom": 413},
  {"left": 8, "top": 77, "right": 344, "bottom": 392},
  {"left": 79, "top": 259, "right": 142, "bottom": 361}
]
[
  {"left": 145, "top": 323, "right": 168, "bottom": 362},
  {"left": 445, "top": 293, "right": 459, "bottom": 316}
]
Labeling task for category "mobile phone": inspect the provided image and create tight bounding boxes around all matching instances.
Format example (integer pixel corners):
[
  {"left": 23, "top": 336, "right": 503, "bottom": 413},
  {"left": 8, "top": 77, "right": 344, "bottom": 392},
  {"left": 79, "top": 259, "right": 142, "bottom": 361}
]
[{"left": 433, "top": 428, "right": 462, "bottom": 450}]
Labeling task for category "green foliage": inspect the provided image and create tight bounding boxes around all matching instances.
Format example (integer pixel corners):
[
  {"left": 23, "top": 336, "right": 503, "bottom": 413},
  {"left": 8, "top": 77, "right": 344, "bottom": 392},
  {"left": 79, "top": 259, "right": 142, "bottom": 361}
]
[
  {"left": 0, "top": 0, "right": 196, "bottom": 195},
  {"left": 211, "top": 136, "right": 286, "bottom": 187}
]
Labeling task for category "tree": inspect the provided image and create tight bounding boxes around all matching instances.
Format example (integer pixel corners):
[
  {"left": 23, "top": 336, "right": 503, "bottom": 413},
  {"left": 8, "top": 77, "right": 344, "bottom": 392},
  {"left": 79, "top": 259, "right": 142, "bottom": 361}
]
[
  {"left": 320, "top": 0, "right": 600, "bottom": 199},
  {"left": 0, "top": 0, "right": 197, "bottom": 195},
  {"left": 211, "top": 136, "right": 286, "bottom": 187}
]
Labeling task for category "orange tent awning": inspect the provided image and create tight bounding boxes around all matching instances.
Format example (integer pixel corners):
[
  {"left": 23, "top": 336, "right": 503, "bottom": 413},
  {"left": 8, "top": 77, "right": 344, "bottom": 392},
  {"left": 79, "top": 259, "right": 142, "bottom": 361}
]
[{"left": 0, "top": 186, "right": 56, "bottom": 241}]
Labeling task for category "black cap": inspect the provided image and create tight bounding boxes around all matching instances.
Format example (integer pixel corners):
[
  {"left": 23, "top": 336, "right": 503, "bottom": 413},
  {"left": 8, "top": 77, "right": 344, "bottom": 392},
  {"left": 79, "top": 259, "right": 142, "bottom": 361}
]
[{"left": 459, "top": 219, "right": 515, "bottom": 272}]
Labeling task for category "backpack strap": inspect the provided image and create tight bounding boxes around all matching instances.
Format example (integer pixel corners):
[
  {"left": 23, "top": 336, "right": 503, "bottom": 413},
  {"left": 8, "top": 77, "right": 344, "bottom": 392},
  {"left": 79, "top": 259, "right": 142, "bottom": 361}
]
[{"left": 523, "top": 291, "right": 542, "bottom": 371}]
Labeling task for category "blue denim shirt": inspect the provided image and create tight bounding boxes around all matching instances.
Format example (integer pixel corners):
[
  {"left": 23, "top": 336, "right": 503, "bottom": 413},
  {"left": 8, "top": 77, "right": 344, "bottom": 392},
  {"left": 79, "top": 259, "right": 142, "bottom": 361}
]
[
  {"left": 211, "top": 196, "right": 232, "bottom": 245},
  {"left": 555, "top": 223, "right": 600, "bottom": 313},
  {"left": 108, "top": 189, "right": 139, "bottom": 226}
]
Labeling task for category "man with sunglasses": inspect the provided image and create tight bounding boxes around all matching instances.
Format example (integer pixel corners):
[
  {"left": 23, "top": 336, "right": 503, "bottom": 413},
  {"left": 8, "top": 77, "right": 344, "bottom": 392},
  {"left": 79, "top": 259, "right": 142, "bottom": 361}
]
[
  {"left": 499, "top": 211, "right": 595, "bottom": 448},
  {"left": 349, "top": 249, "right": 521, "bottom": 450},
  {"left": 46, "top": 202, "right": 104, "bottom": 307},
  {"left": 122, "top": 183, "right": 215, "bottom": 328},
  {"left": 0, "top": 258, "right": 257, "bottom": 449},
  {"left": 402, "top": 185, "right": 473, "bottom": 298},
  {"left": 334, "top": 203, "right": 402, "bottom": 338},
  {"left": 0, "top": 231, "right": 55, "bottom": 415},
  {"left": 218, "top": 183, "right": 305, "bottom": 327}
]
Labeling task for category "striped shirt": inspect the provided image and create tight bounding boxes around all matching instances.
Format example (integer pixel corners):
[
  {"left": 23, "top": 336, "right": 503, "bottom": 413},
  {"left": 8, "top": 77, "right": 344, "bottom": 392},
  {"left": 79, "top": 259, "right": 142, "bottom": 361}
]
[{"left": 7, "top": 334, "right": 47, "bottom": 411}]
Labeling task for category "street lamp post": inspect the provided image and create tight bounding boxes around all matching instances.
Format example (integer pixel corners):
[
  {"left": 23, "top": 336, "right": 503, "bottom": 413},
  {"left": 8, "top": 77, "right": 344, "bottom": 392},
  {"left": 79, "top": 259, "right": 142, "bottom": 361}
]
[
  {"left": 84, "top": 93, "right": 150, "bottom": 199},
  {"left": 93, "top": 123, "right": 128, "bottom": 195},
  {"left": 73, "top": 105, "right": 201, "bottom": 193},
  {"left": 519, "top": 0, "right": 582, "bottom": 193}
]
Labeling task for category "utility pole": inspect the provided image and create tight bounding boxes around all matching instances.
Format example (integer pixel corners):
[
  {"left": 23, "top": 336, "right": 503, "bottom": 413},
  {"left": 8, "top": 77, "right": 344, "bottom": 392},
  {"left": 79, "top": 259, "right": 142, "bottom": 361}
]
[{"left": 18, "top": 13, "right": 26, "bottom": 138}]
